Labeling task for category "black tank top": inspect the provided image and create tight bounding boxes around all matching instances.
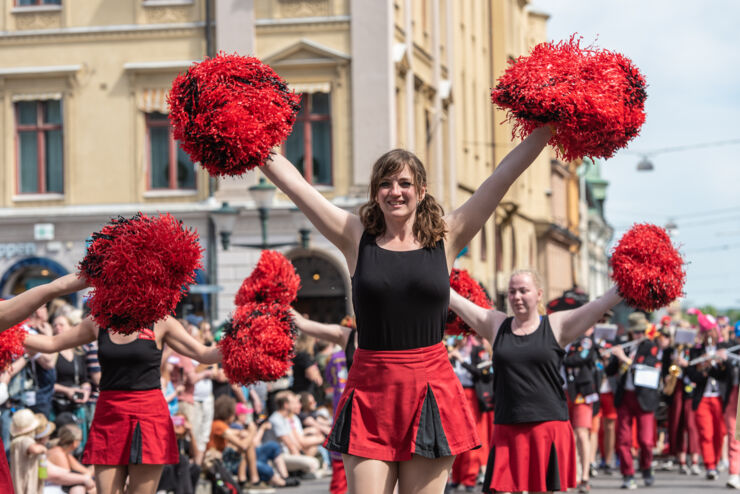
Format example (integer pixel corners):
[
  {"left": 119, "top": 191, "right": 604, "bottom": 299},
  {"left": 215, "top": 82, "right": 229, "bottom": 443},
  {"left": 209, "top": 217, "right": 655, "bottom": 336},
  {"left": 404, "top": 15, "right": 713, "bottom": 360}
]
[
  {"left": 492, "top": 316, "right": 568, "bottom": 424},
  {"left": 352, "top": 232, "right": 449, "bottom": 350},
  {"left": 345, "top": 329, "right": 357, "bottom": 370},
  {"left": 98, "top": 328, "right": 162, "bottom": 391}
]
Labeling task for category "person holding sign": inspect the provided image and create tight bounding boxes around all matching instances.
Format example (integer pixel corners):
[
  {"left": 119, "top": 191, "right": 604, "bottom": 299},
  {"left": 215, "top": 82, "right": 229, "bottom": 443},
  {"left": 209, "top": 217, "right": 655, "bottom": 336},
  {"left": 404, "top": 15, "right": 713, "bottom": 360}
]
[
  {"left": 605, "top": 312, "right": 662, "bottom": 489},
  {"left": 449, "top": 270, "right": 622, "bottom": 494}
]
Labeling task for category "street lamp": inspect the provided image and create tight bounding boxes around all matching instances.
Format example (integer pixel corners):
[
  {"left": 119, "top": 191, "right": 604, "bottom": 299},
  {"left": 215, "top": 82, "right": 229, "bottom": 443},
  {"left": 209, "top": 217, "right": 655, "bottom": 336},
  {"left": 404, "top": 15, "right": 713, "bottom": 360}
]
[
  {"left": 209, "top": 202, "right": 240, "bottom": 250},
  {"left": 248, "top": 176, "right": 277, "bottom": 250},
  {"left": 210, "top": 177, "right": 311, "bottom": 251},
  {"left": 636, "top": 156, "right": 654, "bottom": 172}
]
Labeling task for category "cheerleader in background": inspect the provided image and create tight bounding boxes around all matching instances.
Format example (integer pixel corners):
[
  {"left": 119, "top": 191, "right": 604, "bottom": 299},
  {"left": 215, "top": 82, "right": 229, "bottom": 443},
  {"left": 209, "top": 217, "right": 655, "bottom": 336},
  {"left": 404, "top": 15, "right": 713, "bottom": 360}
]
[
  {"left": 449, "top": 270, "right": 622, "bottom": 494},
  {"left": 24, "top": 315, "right": 220, "bottom": 494}
]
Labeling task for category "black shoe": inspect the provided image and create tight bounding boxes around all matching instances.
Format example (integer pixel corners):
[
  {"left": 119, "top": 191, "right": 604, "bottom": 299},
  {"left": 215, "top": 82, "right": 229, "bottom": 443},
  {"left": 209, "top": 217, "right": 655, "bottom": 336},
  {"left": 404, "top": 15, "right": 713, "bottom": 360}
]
[
  {"left": 282, "top": 477, "right": 300, "bottom": 487},
  {"left": 642, "top": 468, "right": 655, "bottom": 487}
]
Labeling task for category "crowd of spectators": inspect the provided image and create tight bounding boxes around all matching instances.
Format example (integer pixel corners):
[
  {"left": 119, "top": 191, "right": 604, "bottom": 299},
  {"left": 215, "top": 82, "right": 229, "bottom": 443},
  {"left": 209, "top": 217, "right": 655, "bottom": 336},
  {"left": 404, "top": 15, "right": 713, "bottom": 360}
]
[{"left": 2, "top": 299, "right": 337, "bottom": 494}]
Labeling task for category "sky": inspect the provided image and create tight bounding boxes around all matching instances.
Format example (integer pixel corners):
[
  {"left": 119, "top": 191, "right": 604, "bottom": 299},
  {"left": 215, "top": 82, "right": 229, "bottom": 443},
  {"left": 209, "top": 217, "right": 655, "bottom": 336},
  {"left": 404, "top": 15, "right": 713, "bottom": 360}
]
[{"left": 527, "top": 0, "right": 740, "bottom": 309}]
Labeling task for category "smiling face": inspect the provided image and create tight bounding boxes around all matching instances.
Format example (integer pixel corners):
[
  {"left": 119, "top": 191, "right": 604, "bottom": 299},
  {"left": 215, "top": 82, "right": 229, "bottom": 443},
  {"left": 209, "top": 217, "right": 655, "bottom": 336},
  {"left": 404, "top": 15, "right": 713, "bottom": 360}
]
[
  {"left": 368, "top": 149, "right": 428, "bottom": 225},
  {"left": 508, "top": 273, "right": 543, "bottom": 318},
  {"left": 375, "top": 164, "right": 425, "bottom": 220}
]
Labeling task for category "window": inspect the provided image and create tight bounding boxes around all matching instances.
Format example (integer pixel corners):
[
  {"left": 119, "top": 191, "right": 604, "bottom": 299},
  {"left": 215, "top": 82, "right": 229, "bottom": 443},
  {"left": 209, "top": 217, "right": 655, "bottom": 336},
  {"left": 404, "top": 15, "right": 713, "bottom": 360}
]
[
  {"left": 16, "top": 0, "right": 61, "bottom": 5},
  {"left": 146, "top": 112, "right": 196, "bottom": 190},
  {"left": 285, "top": 92, "right": 332, "bottom": 185},
  {"left": 15, "top": 100, "right": 64, "bottom": 194}
]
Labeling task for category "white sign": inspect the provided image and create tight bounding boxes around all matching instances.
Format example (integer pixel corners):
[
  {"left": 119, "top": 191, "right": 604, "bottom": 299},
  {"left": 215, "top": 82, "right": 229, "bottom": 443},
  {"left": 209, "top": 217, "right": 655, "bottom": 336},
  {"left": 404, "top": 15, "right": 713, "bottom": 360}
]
[
  {"left": 633, "top": 365, "right": 661, "bottom": 389},
  {"left": 34, "top": 223, "right": 54, "bottom": 241},
  {"left": 0, "top": 243, "right": 36, "bottom": 259}
]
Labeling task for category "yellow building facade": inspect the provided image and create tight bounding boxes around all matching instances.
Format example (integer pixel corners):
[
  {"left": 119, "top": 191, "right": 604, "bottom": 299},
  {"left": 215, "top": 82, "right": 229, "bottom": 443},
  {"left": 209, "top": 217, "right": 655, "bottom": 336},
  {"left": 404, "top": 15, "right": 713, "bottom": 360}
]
[{"left": 0, "top": 0, "right": 587, "bottom": 321}]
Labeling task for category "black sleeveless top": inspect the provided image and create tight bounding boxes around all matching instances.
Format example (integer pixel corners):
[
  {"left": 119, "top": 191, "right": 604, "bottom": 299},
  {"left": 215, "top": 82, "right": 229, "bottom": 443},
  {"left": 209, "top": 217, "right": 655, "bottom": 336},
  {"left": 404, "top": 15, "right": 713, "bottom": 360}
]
[
  {"left": 352, "top": 232, "right": 449, "bottom": 350},
  {"left": 345, "top": 328, "right": 357, "bottom": 370},
  {"left": 492, "top": 316, "right": 568, "bottom": 424},
  {"left": 98, "top": 328, "right": 162, "bottom": 391}
]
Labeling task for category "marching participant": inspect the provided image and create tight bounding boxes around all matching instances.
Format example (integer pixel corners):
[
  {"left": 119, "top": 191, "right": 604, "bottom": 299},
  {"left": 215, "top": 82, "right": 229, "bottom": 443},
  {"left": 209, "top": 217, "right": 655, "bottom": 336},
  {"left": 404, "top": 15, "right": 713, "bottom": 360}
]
[
  {"left": 605, "top": 312, "right": 662, "bottom": 489},
  {"left": 264, "top": 115, "right": 553, "bottom": 493},
  {"left": 722, "top": 318, "right": 740, "bottom": 489},
  {"left": 449, "top": 271, "right": 622, "bottom": 493},
  {"left": 685, "top": 316, "right": 728, "bottom": 481}
]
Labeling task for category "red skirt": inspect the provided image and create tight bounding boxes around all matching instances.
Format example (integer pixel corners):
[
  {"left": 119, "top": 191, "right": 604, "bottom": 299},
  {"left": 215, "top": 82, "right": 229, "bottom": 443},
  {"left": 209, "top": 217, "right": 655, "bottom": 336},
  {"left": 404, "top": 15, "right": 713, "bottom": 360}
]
[
  {"left": 325, "top": 342, "right": 480, "bottom": 461},
  {"left": 0, "top": 437, "right": 12, "bottom": 491},
  {"left": 83, "top": 389, "right": 178, "bottom": 465},
  {"left": 483, "top": 420, "right": 576, "bottom": 493}
]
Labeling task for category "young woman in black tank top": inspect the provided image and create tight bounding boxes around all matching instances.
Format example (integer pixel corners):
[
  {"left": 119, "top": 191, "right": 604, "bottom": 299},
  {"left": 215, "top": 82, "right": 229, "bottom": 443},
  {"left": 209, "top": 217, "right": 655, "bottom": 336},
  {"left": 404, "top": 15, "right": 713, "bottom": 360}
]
[
  {"left": 262, "top": 125, "right": 553, "bottom": 492},
  {"left": 449, "top": 269, "right": 622, "bottom": 494},
  {"left": 0, "top": 273, "right": 88, "bottom": 493},
  {"left": 24, "top": 314, "right": 221, "bottom": 494}
]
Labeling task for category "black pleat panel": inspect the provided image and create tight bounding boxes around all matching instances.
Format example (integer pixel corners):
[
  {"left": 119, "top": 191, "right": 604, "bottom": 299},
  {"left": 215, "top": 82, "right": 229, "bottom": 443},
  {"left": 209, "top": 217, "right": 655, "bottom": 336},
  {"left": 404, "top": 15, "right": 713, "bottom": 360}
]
[
  {"left": 129, "top": 421, "right": 143, "bottom": 464},
  {"left": 326, "top": 390, "right": 354, "bottom": 453},
  {"left": 414, "top": 384, "right": 452, "bottom": 458},
  {"left": 481, "top": 445, "right": 495, "bottom": 493},
  {"left": 546, "top": 442, "right": 562, "bottom": 492}
]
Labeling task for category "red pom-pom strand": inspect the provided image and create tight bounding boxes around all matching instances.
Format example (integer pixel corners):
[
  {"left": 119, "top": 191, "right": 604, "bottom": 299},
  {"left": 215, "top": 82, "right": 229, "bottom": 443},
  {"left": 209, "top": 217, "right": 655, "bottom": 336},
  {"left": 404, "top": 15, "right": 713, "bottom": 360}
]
[
  {"left": 491, "top": 35, "right": 647, "bottom": 161},
  {"left": 0, "top": 322, "right": 28, "bottom": 371},
  {"left": 235, "top": 250, "right": 301, "bottom": 306},
  {"left": 168, "top": 53, "right": 301, "bottom": 177},
  {"left": 79, "top": 213, "right": 203, "bottom": 334},
  {"left": 219, "top": 302, "right": 296, "bottom": 385},
  {"left": 610, "top": 223, "right": 685, "bottom": 312},
  {"left": 447, "top": 268, "right": 492, "bottom": 336}
]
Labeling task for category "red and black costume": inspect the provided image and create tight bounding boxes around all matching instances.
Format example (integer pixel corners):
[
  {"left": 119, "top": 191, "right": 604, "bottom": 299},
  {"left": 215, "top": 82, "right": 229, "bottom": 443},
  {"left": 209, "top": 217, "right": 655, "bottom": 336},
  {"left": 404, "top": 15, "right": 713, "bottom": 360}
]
[
  {"left": 483, "top": 316, "right": 576, "bottom": 493},
  {"left": 664, "top": 344, "right": 700, "bottom": 466},
  {"left": 720, "top": 338, "right": 740, "bottom": 477},
  {"left": 326, "top": 232, "right": 480, "bottom": 461},
  {"left": 685, "top": 344, "right": 727, "bottom": 472},
  {"left": 605, "top": 339, "right": 661, "bottom": 479},
  {"left": 564, "top": 335, "right": 599, "bottom": 429},
  {"left": 83, "top": 327, "right": 178, "bottom": 465}
]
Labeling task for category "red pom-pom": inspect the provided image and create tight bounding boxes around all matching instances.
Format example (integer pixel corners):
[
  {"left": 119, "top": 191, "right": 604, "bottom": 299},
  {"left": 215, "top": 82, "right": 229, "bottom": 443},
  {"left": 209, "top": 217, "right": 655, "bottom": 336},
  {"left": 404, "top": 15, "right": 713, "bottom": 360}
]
[
  {"left": 235, "top": 250, "right": 301, "bottom": 306},
  {"left": 610, "top": 224, "right": 685, "bottom": 311},
  {"left": 447, "top": 268, "right": 492, "bottom": 336},
  {"left": 0, "top": 322, "right": 27, "bottom": 371},
  {"left": 79, "top": 213, "right": 203, "bottom": 334},
  {"left": 491, "top": 35, "right": 647, "bottom": 161},
  {"left": 219, "top": 302, "right": 296, "bottom": 384},
  {"left": 168, "top": 53, "right": 301, "bottom": 177}
]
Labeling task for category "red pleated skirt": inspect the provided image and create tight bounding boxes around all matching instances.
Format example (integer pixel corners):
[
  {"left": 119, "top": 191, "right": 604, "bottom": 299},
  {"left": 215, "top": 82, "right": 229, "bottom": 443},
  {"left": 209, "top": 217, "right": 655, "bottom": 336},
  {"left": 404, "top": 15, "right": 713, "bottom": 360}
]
[
  {"left": 325, "top": 342, "right": 480, "bottom": 462},
  {"left": 483, "top": 420, "right": 576, "bottom": 493},
  {"left": 0, "top": 437, "right": 12, "bottom": 491},
  {"left": 83, "top": 389, "right": 178, "bottom": 465}
]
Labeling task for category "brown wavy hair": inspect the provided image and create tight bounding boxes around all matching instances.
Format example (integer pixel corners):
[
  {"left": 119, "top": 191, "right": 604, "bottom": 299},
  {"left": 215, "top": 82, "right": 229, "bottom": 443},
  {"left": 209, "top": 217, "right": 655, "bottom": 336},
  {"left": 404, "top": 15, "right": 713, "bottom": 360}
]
[{"left": 359, "top": 149, "right": 446, "bottom": 248}]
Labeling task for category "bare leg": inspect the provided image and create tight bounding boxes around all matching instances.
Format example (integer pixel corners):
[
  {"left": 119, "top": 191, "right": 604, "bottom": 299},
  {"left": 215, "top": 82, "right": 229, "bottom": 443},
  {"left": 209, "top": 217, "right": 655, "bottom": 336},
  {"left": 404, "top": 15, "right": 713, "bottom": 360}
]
[
  {"left": 343, "top": 454, "right": 398, "bottom": 494},
  {"left": 590, "top": 415, "right": 601, "bottom": 467},
  {"left": 603, "top": 418, "right": 616, "bottom": 466},
  {"left": 126, "top": 464, "right": 165, "bottom": 494},
  {"left": 397, "top": 454, "right": 455, "bottom": 494},
  {"left": 273, "top": 454, "right": 289, "bottom": 478},
  {"left": 575, "top": 426, "right": 591, "bottom": 482},
  {"left": 94, "top": 465, "right": 127, "bottom": 494}
]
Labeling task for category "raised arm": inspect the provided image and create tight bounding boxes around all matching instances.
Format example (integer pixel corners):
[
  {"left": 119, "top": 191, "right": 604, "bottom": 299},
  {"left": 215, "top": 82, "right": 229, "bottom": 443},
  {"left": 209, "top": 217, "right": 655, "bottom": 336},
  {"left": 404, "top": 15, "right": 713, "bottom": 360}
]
[
  {"left": 24, "top": 316, "right": 97, "bottom": 354},
  {"left": 449, "top": 289, "right": 508, "bottom": 344},
  {"left": 161, "top": 316, "right": 221, "bottom": 365},
  {"left": 548, "top": 287, "right": 623, "bottom": 348},
  {"left": 0, "top": 274, "right": 87, "bottom": 332},
  {"left": 444, "top": 126, "right": 551, "bottom": 257},
  {"left": 262, "top": 154, "right": 364, "bottom": 267},
  {"left": 290, "top": 309, "right": 352, "bottom": 348}
]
